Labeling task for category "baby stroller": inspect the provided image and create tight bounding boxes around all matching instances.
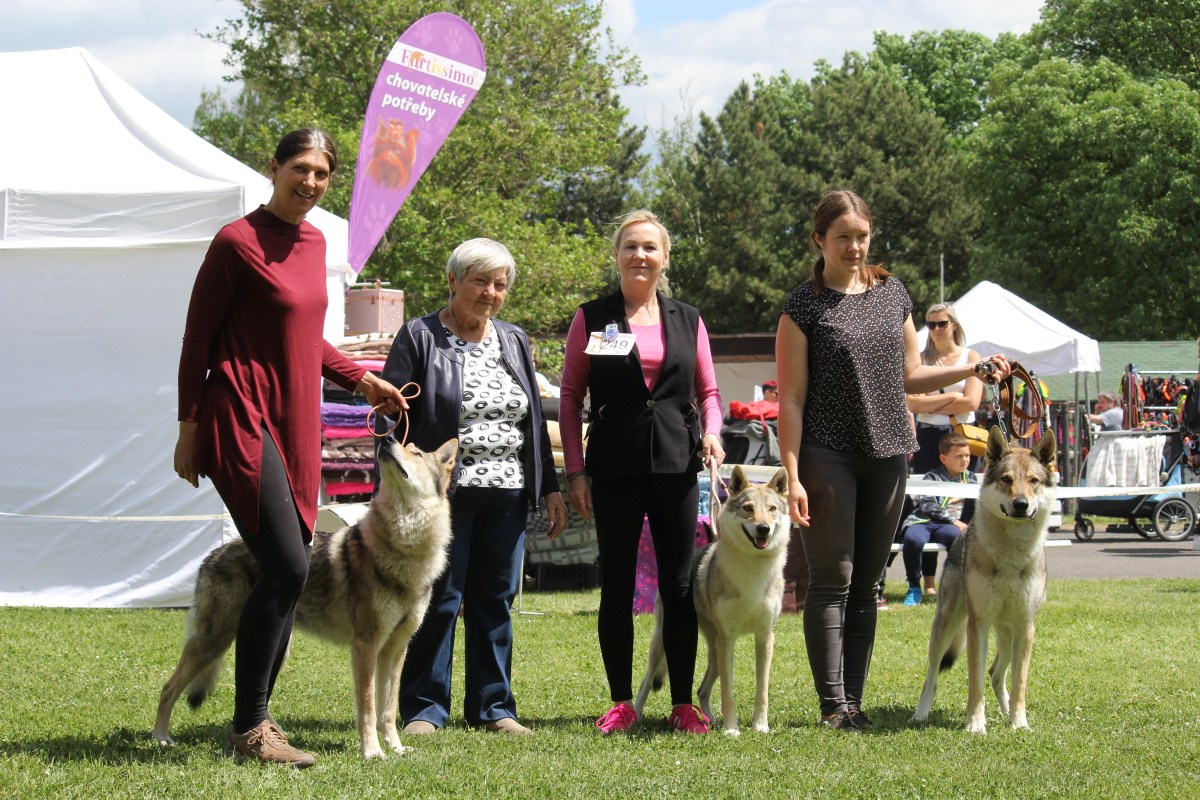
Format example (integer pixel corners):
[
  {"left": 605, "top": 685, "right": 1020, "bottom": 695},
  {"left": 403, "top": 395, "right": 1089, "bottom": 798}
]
[{"left": 1073, "top": 429, "right": 1196, "bottom": 542}]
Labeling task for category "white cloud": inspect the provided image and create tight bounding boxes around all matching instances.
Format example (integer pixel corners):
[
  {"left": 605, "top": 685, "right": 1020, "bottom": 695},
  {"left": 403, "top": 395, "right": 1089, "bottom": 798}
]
[
  {"left": 615, "top": 0, "right": 1043, "bottom": 132},
  {"left": 0, "top": 0, "right": 239, "bottom": 125}
]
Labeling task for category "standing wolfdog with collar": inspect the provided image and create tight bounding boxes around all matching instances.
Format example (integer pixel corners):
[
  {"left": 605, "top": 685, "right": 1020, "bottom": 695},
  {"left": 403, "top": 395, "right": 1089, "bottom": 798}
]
[
  {"left": 914, "top": 426, "right": 1057, "bottom": 733},
  {"left": 153, "top": 437, "right": 457, "bottom": 759},
  {"left": 635, "top": 466, "right": 790, "bottom": 735}
]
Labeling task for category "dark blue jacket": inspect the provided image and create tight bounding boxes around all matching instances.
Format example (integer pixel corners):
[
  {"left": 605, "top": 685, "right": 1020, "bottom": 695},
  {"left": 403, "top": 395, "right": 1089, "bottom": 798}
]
[{"left": 375, "top": 310, "right": 559, "bottom": 509}]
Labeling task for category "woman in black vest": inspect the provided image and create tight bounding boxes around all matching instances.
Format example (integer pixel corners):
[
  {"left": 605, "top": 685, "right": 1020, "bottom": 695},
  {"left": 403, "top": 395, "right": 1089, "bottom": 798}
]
[{"left": 560, "top": 210, "right": 725, "bottom": 735}]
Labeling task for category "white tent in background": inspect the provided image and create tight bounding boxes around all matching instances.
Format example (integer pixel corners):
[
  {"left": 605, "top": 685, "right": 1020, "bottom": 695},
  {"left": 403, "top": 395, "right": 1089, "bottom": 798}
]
[
  {"left": 918, "top": 281, "right": 1102, "bottom": 376},
  {"left": 0, "top": 48, "right": 355, "bottom": 607}
]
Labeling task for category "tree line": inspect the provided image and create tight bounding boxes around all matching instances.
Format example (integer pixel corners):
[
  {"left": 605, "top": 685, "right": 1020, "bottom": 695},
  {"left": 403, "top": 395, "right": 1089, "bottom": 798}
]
[{"left": 195, "top": 0, "right": 1200, "bottom": 350}]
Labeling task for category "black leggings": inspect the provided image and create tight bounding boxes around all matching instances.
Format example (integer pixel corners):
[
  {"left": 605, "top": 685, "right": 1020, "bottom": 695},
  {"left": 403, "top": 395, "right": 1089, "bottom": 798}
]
[
  {"left": 797, "top": 442, "right": 908, "bottom": 715},
  {"left": 229, "top": 429, "right": 311, "bottom": 733},
  {"left": 592, "top": 473, "right": 699, "bottom": 707}
]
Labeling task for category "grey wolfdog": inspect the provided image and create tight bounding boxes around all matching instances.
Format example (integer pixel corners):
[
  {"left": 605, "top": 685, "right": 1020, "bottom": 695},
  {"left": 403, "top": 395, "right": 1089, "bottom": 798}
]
[
  {"left": 914, "top": 425, "right": 1057, "bottom": 733},
  {"left": 635, "top": 466, "right": 790, "bottom": 735},
  {"left": 153, "top": 437, "right": 457, "bottom": 759}
]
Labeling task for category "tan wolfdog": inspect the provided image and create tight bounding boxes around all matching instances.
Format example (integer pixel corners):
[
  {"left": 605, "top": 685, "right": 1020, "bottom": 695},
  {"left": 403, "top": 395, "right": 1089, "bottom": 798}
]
[
  {"left": 634, "top": 466, "right": 790, "bottom": 735},
  {"left": 153, "top": 437, "right": 457, "bottom": 759},
  {"left": 914, "top": 425, "right": 1057, "bottom": 733}
]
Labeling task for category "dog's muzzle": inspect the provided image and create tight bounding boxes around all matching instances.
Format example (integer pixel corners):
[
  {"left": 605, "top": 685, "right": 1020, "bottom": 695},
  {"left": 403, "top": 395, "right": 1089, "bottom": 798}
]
[
  {"left": 378, "top": 437, "right": 410, "bottom": 480},
  {"left": 1004, "top": 497, "right": 1035, "bottom": 518},
  {"left": 744, "top": 522, "right": 773, "bottom": 550}
]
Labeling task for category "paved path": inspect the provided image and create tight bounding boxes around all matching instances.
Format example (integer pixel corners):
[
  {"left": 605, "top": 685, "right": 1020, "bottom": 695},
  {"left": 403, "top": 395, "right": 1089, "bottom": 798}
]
[{"left": 884, "top": 529, "right": 1199, "bottom": 583}]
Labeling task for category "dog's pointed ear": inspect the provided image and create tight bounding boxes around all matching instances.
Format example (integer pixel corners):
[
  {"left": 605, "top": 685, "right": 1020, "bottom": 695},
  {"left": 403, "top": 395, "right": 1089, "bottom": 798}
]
[
  {"left": 986, "top": 425, "right": 1009, "bottom": 464},
  {"left": 434, "top": 438, "right": 459, "bottom": 470},
  {"left": 1034, "top": 429, "right": 1057, "bottom": 471},
  {"left": 729, "top": 465, "right": 749, "bottom": 494},
  {"left": 769, "top": 468, "right": 789, "bottom": 497}
]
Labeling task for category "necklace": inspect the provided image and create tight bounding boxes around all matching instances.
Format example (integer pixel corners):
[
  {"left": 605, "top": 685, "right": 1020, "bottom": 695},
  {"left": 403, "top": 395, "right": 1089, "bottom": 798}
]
[{"left": 935, "top": 345, "right": 962, "bottom": 366}]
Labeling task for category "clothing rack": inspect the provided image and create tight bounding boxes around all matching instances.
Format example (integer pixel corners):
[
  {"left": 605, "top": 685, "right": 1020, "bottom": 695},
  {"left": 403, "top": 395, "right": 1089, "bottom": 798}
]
[{"left": 1123, "top": 365, "right": 1192, "bottom": 428}]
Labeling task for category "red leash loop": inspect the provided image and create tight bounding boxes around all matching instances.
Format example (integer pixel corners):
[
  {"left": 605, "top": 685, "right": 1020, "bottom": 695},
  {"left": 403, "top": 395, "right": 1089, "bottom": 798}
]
[{"left": 367, "top": 382, "right": 421, "bottom": 445}]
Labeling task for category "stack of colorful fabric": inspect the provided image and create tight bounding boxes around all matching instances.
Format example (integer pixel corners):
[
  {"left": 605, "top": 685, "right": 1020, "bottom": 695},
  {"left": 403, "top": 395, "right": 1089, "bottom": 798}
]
[
  {"left": 321, "top": 402, "right": 374, "bottom": 500},
  {"left": 320, "top": 333, "right": 396, "bottom": 502}
]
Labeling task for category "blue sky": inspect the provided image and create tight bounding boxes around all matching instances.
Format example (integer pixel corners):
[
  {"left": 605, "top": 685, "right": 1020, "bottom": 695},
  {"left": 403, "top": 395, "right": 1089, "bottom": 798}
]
[{"left": 2, "top": 0, "right": 1044, "bottom": 131}]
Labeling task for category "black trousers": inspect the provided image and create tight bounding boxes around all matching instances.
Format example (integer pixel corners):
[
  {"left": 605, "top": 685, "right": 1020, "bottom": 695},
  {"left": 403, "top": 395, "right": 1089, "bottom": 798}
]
[
  {"left": 797, "top": 443, "right": 908, "bottom": 715},
  {"left": 591, "top": 473, "right": 699, "bottom": 707}
]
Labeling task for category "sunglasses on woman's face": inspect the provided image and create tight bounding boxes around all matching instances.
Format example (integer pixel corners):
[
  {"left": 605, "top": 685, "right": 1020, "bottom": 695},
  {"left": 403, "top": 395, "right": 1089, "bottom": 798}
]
[{"left": 926, "top": 320, "right": 951, "bottom": 330}]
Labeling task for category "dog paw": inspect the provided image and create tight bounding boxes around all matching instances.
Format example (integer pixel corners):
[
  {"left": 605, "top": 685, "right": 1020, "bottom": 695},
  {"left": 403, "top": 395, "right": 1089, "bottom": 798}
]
[
  {"left": 722, "top": 728, "right": 741, "bottom": 737},
  {"left": 1010, "top": 716, "right": 1030, "bottom": 731},
  {"left": 151, "top": 732, "right": 175, "bottom": 747},
  {"left": 752, "top": 723, "right": 769, "bottom": 734},
  {"left": 361, "top": 742, "right": 387, "bottom": 760},
  {"left": 964, "top": 719, "right": 987, "bottom": 735}
]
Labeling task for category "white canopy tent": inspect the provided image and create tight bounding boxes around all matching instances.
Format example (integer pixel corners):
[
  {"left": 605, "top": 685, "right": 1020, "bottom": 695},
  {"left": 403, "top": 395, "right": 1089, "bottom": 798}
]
[
  {"left": 917, "top": 281, "right": 1101, "bottom": 376},
  {"left": 0, "top": 48, "right": 356, "bottom": 607},
  {"left": 918, "top": 280, "right": 1101, "bottom": 488}
]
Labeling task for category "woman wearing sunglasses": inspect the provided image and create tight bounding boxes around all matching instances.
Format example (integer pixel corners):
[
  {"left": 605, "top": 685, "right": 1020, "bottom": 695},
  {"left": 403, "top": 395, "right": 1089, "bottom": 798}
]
[{"left": 905, "top": 304, "right": 986, "bottom": 475}]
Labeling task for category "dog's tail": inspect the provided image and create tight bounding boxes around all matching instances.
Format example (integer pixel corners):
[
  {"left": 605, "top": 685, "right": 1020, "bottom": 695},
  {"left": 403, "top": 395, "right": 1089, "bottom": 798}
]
[
  {"left": 938, "top": 627, "right": 967, "bottom": 673},
  {"left": 185, "top": 656, "right": 225, "bottom": 709},
  {"left": 178, "top": 550, "right": 251, "bottom": 708}
]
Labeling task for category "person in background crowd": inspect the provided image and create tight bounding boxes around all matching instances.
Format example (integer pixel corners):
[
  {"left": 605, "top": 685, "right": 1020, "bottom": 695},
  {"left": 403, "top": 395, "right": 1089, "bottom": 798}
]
[
  {"left": 560, "top": 209, "right": 725, "bottom": 735},
  {"left": 175, "top": 128, "right": 408, "bottom": 767},
  {"left": 898, "top": 432, "right": 976, "bottom": 606},
  {"left": 1088, "top": 390, "right": 1124, "bottom": 432},
  {"left": 901, "top": 302, "right": 985, "bottom": 596},
  {"left": 762, "top": 380, "right": 780, "bottom": 403},
  {"left": 775, "top": 189, "right": 1010, "bottom": 732},
  {"left": 379, "top": 237, "right": 568, "bottom": 737},
  {"left": 905, "top": 303, "right": 985, "bottom": 474}
]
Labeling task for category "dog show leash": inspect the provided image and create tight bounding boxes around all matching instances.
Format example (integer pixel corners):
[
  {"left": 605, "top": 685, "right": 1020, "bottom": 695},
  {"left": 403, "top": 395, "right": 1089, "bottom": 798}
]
[
  {"left": 987, "top": 361, "right": 1043, "bottom": 441},
  {"left": 366, "top": 381, "right": 422, "bottom": 444},
  {"left": 708, "top": 458, "right": 729, "bottom": 539}
]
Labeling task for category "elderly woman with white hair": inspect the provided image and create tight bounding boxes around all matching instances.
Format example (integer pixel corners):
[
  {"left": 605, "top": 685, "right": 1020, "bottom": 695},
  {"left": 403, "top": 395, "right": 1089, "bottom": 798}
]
[{"left": 377, "top": 238, "right": 568, "bottom": 735}]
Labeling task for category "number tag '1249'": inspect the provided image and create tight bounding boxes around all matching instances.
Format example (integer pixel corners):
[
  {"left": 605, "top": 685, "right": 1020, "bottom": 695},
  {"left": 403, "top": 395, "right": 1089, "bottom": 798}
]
[{"left": 585, "top": 331, "right": 636, "bottom": 356}]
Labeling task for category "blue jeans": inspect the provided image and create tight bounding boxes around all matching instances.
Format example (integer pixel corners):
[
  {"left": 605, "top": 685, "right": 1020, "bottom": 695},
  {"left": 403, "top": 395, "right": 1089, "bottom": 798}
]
[
  {"left": 901, "top": 522, "right": 961, "bottom": 586},
  {"left": 400, "top": 486, "right": 527, "bottom": 727},
  {"left": 797, "top": 442, "right": 908, "bottom": 715}
]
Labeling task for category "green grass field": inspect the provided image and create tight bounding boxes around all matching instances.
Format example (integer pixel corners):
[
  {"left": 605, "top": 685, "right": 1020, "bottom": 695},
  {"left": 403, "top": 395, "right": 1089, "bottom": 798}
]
[{"left": 1, "top": 580, "right": 1198, "bottom": 799}]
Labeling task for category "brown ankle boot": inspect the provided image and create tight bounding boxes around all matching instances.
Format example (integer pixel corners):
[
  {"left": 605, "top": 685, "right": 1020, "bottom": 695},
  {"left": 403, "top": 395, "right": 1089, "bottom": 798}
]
[{"left": 224, "top": 719, "right": 316, "bottom": 768}]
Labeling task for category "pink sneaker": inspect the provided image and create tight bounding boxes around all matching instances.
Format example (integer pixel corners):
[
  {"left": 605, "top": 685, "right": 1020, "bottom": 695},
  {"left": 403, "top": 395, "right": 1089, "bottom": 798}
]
[
  {"left": 667, "top": 704, "right": 711, "bottom": 734},
  {"left": 595, "top": 702, "right": 638, "bottom": 734}
]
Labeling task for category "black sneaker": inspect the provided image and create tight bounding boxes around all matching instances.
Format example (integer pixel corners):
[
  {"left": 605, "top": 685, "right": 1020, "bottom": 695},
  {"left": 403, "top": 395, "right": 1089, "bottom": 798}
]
[
  {"left": 818, "top": 711, "right": 861, "bottom": 733},
  {"left": 847, "top": 708, "right": 874, "bottom": 730}
]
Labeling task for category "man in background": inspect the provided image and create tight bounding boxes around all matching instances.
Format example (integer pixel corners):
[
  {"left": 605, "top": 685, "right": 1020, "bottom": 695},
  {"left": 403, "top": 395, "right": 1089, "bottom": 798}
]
[{"left": 1089, "top": 390, "right": 1123, "bottom": 431}]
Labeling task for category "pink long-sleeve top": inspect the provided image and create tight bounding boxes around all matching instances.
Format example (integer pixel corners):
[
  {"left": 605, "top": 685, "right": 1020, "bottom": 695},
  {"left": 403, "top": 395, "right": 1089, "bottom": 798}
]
[{"left": 558, "top": 308, "right": 723, "bottom": 475}]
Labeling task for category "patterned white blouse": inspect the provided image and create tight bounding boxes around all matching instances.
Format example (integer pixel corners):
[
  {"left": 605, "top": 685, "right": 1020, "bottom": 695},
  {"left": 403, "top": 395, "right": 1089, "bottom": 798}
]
[{"left": 444, "top": 324, "right": 529, "bottom": 488}]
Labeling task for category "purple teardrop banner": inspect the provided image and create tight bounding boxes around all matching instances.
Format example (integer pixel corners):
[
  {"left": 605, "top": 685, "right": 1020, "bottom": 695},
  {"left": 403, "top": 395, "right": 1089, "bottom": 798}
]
[{"left": 348, "top": 13, "right": 486, "bottom": 272}]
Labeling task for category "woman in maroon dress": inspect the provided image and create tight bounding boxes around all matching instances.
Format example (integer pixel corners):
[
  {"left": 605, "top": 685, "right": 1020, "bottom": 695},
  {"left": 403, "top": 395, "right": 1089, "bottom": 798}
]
[{"left": 174, "top": 129, "right": 406, "bottom": 767}]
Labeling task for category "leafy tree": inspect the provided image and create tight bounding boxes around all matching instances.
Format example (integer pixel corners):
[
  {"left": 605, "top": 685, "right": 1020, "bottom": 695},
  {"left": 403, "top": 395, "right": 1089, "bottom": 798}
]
[
  {"left": 870, "top": 29, "right": 1030, "bottom": 136},
  {"left": 195, "top": 0, "right": 643, "bottom": 336},
  {"left": 653, "top": 59, "right": 976, "bottom": 332},
  {"left": 1032, "top": 0, "right": 1200, "bottom": 89},
  {"left": 966, "top": 58, "right": 1200, "bottom": 339}
]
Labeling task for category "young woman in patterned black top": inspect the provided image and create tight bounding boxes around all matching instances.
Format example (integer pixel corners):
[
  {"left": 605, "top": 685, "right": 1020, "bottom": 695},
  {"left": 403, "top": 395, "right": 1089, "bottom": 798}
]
[{"left": 775, "top": 190, "right": 1011, "bottom": 732}]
